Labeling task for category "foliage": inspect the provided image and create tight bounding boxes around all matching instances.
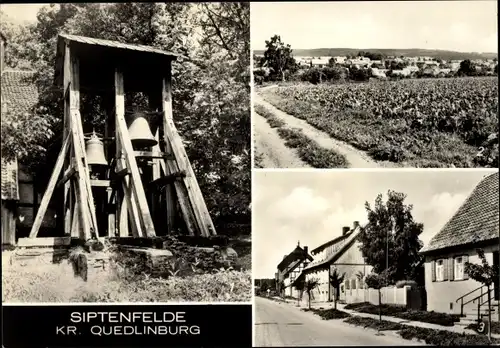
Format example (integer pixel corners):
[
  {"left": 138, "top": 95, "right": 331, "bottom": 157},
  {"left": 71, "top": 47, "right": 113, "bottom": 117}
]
[
  {"left": 2, "top": 254, "right": 251, "bottom": 303},
  {"left": 254, "top": 104, "right": 286, "bottom": 128},
  {"left": 329, "top": 269, "right": 345, "bottom": 309},
  {"left": 459, "top": 59, "right": 476, "bottom": 76},
  {"left": 398, "top": 326, "right": 499, "bottom": 346},
  {"left": 344, "top": 316, "right": 404, "bottom": 331},
  {"left": 465, "top": 248, "right": 499, "bottom": 287},
  {"left": 276, "top": 128, "right": 349, "bottom": 168},
  {"left": 466, "top": 322, "right": 500, "bottom": 335},
  {"left": 345, "top": 302, "right": 460, "bottom": 326},
  {"left": 262, "top": 35, "right": 296, "bottom": 81},
  {"left": 394, "top": 279, "right": 418, "bottom": 288},
  {"left": 364, "top": 272, "right": 388, "bottom": 290},
  {"left": 360, "top": 191, "right": 424, "bottom": 284},
  {"left": 0, "top": 10, "right": 33, "bottom": 69},
  {"left": 261, "top": 77, "right": 498, "bottom": 167},
  {"left": 2, "top": 3, "right": 250, "bottom": 231},
  {"left": 304, "top": 277, "right": 319, "bottom": 309},
  {"left": 309, "top": 308, "right": 351, "bottom": 320}
]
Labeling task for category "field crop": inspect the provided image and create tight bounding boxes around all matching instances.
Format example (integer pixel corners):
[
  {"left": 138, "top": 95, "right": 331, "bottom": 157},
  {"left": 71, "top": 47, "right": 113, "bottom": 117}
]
[{"left": 261, "top": 77, "right": 498, "bottom": 167}]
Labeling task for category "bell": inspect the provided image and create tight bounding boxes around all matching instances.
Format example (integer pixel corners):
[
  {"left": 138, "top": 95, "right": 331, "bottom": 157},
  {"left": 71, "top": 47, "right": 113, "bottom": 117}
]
[
  {"left": 85, "top": 132, "right": 108, "bottom": 166},
  {"left": 127, "top": 111, "right": 158, "bottom": 148}
]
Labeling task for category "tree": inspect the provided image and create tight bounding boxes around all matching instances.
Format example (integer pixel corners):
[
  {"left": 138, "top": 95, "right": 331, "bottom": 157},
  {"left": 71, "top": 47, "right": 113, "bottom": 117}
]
[
  {"left": 459, "top": 59, "right": 475, "bottom": 76},
  {"left": 294, "top": 277, "right": 306, "bottom": 307},
  {"left": 4, "top": 3, "right": 251, "bottom": 234},
  {"left": 358, "top": 190, "right": 424, "bottom": 285},
  {"left": 464, "top": 248, "right": 499, "bottom": 341},
  {"left": 304, "top": 278, "right": 320, "bottom": 310},
  {"left": 262, "top": 35, "right": 296, "bottom": 82},
  {"left": 329, "top": 269, "right": 345, "bottom": 310},
  {"left": 365, "top": 272, "right": 388, "bottom": 323}
]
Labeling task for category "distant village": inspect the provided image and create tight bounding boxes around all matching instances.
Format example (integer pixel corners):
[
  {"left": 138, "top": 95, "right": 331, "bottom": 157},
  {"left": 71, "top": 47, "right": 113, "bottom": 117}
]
[{"left": 254, "top": 52, "right": 498, "bottom": 81}]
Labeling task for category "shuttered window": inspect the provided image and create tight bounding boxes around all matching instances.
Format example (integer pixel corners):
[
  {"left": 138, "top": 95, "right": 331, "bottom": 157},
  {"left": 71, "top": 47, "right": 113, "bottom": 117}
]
[
  {"left": 436, "top": 259, "right": 445, "bottom": 281},
  {"left": 454, "top": 255, "right": 468, "bottom": 280}
]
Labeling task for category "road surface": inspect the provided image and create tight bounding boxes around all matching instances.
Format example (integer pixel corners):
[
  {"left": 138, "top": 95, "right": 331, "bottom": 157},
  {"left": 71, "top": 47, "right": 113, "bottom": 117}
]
[
  {"left": 254, "top": 297, "right": 421, "bottom": 346},
  {"left": 254, "top": 112, "right": 310, "bottom": 168}
]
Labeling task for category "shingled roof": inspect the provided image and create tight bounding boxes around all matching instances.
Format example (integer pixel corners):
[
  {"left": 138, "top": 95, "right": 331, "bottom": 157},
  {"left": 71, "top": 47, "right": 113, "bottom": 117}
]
[
  {"left": 421, "top": 172, "right": 499, "bottom": 254},
  {"left": 1, "top": 70, "right": 38, "bottom": 201},
  {"left": 277, "top": 244, "right": 313, "bottom": 273}
]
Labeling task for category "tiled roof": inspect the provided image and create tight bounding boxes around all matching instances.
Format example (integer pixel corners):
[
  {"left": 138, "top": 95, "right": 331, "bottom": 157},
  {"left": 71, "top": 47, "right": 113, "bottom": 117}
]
[
  {"left": 277, "top": 245, "right": 313, "bottom": 272},
  {"left": 421, "top": 172, "right": 499, "bottom": 254},
  {"left": 311, "top": 232, "right": 351, "bottom": 255},
  {"left": 302, "top": 225, "right": 363, "bottom": 274},
  {"left": 1, "top": 70, "right": 38, "bottom": 116},
  {"left": 1, "top": 70, "right": 38, "bottom": 201}
]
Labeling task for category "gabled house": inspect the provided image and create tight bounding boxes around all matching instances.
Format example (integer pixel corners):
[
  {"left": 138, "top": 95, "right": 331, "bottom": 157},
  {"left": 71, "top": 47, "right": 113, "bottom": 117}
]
[
  {"left": 420, "top": 172, "right": 499, "bottom": 320},
  {"left": 292, "top": 221, "right": 371, "bottom": 303},
  {"left": 276, "top": 242, "right": 313, "bottom": 297}
]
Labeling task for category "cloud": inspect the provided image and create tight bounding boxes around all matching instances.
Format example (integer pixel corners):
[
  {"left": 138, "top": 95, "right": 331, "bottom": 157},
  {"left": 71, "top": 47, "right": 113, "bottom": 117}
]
[
  {"left": 268, "top": 186, "right": 332, "bottom": 222},
  {"left": 418, "top": 192, "right": 467, "bottom": 246}
]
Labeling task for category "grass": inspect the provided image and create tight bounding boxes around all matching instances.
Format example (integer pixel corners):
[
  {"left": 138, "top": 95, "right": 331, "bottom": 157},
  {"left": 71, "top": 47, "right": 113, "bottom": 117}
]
[
  {"left": 345, "top": 316, "right": 500, "bottom": 345},
  {"left": 344, "top": 316, "right": 404, "bottom": 331},
  {"left": 398, "top": 326, "right": 500, "bottom": 346},
  {"left": 261, "top": 82, "right": 490, "bottom": 168},
  {"left": 466, "top": 322, "right": 500, "bottom": 335},
  {"left": 2, "top": 246, "right": 252, "bottom": 303},
  {"left": 344, "top": 302, "right": 460, "bottom": 326},
  {"left": 304, "top": 307, "right": 351, "bottom": 320},
  {"left": 255, "top": 104, "right": 349, "bottom": 168}
]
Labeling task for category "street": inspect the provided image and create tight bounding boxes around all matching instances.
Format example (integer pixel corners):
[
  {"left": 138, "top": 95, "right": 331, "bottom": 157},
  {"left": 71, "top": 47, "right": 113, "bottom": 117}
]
[{"left": 254, "top": 296, "right": 422, "bottom": 346}]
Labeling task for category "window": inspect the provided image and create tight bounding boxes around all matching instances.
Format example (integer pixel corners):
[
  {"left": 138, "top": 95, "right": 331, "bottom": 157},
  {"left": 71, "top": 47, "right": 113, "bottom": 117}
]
[
  {"left": 436, "top": 259, "right": 444, "bottom": 281},
  {"left": 351, "top": 279, "right": 357, "bottom": 290},
  {"left": 454, "top": 256, "right": 464, "bottom": 280}
]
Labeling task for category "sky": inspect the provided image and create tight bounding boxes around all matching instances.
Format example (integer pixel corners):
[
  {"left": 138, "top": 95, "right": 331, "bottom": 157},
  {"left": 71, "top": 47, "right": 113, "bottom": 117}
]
[
  {"left": 1, "top": 4, "right": 50, "bottom": 24},
  {"left": 253, "top": 169, "right": 497, "bottom": 279},
  {"left": 251, "top": 1, "right": 498, "bottom": 53}
]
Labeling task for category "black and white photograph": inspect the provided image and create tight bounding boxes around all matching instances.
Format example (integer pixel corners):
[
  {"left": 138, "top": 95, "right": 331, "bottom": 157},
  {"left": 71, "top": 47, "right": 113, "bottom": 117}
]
[
  {"left": 252, "top": 1, "right": 498, "bottom": 169},
  {"left": 1, "top": 3, "right": 251, "bottom": 303},
  {"left": 254, "top": 169, "right": 499, "bottom": 346}
]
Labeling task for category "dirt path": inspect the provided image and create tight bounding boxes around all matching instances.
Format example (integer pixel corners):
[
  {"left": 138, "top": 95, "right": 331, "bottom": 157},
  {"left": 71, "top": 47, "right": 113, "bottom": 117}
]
[
  {"left": 255, "top": 93, "right": 390, "bottom": 168},
  {"left": 254, "top": 112, "right": 310, "bottom": 168}
]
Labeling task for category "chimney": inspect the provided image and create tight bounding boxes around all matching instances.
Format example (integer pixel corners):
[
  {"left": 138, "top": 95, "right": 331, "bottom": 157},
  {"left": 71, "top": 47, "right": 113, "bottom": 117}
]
[
  {"left": 342, "top": 226, "right": 350, "bottom": 235},
  {"left": 353, "top": 221, "right": 360, "bottom": 229},
  {"left": 303, "top": 246, "right": 308, "bottom": 255}
]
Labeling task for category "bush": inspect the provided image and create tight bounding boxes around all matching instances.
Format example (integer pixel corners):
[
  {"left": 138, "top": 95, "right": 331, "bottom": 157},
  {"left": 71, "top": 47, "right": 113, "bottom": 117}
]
[
  {"left": 395, "top": 280, "right": 418, "bottom": 288},
  {"left": 344, "top": 316, "right": 404, "bottom": 331},
  {"left": 309, "top": 308, "right": 351, "bottom": 320},
  {"left": 344, "top": 302, "right": 460, "bottom": 326},
  {"left": 398, "top": 326, "right": 499, "bottom": 346}
]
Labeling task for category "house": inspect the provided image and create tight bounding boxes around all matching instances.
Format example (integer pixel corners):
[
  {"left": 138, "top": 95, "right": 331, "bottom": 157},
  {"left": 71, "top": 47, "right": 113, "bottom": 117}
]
[
  {"left": 292, "top": 221, "right": 371, "bottom": 303},
  {"left": 1, "top": 33, "right": 58, "bottom": 248},
  {"left": 275, "top": 242, "right": 314, "bottom": 297},
  {"left": 420, "top": 172, "right": 499, "bottom": 321}
]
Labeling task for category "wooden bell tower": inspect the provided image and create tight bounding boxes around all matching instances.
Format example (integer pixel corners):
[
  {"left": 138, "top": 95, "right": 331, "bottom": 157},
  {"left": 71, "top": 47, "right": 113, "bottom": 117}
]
[{"left": 21, "top": 34, "right": 216, "bottom": 247}]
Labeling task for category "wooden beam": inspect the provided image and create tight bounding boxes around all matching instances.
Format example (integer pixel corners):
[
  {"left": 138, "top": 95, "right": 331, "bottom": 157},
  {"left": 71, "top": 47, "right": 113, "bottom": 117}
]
[
  {"left": 107, "top": 187, "right": 116, "bottom": 237},
  {"left": 159, "top": 158, "right": 197, "bottom": 236},
  {"left": 134, "top": 150, "right": 170, "bottom": 159},
  {"left": 90, "top": 179, "right": 111, "bottom": 187},
  {"left": 147, "top": 170, "right": 186, "bottom": 189},
  {"left": 18, "top": 236, "right": 71, "bottom": 248},
  {"left": 63, "top": 43, "right": 73, "bottom": 236},
  {"left": 115, "top": 69, "right": 156, "bottom": 238},
  {"left": 56, "top": 166, "right": 77, "bottom": 189},
  {"left": 161, "top": 69, "right": 178, "bottom": 234},
  {"left": 161, "top": 70, "right": 216, "bottom": 236},
  {"left": 28, "top": 136, "right": 70, "bottom": 238}
]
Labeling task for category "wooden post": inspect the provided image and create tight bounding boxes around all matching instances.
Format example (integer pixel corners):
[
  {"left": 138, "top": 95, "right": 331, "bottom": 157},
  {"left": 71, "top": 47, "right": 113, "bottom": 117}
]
[
  {"left": 161, "top": 61, "right": 216, "bottom": 237},
  {"left": 114, "top": 68, "right": 156, "bottom": 238},
  {"left": 160, "top": 71, "right": 176, "bottom": 234},
  {"left": 107, "top": 187, "right": 115, "bottom": 237},
  {"left": 63, "top": 43, "right": 73, "bottom": 236},
  {"left": 28, "top": 136, "right": 70, "bottom": 238}
]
